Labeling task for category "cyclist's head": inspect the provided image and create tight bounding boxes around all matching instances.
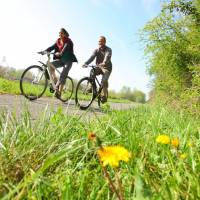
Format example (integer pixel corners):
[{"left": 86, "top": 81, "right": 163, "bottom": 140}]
[
  {"left": 98, "top": 36, "right": 106, "bottom": 48},
  {"left": 59, "top": 28, "right": 69, "bottom": 38}
]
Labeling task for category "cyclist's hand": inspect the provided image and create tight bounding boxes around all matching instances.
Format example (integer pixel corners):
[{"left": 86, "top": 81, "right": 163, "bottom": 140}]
[
  {"left": 99, "top": 63, "right": 105, "bottom": 68},
  {"left": 82, "top": 64, "right": 88, "bottom": 68},
  {"left": 38, "top": 51, "right": 47, "bottom": 55}
]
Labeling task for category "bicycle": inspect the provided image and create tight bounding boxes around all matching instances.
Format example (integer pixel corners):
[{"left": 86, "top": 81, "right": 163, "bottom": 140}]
[
  {"left": 75, "top": 65, "right": 108, "bottom": 110},
  {"left": 20, "top": 52, "right": 74, "bottom": 102}
]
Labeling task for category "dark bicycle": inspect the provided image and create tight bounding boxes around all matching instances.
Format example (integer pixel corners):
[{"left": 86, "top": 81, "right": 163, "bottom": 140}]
[
  {"left": 75, "top": 65, "right": 108, "bottom": 110},
  {"left": 20, "top": 52, "right": 74, "bottom": 102}
]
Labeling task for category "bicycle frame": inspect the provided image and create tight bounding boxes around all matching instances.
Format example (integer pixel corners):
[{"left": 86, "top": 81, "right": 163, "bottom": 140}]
[
  {"left": 38, "top": 53, "right": 62, "bottom": 90},
  {"left": 89, "top": 65, "right": 103, "bottom": 96}
]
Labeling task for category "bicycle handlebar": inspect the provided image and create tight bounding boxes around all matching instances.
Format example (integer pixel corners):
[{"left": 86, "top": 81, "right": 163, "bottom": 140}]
[
  {"left": 37, "top": 51, "right": 55, "bottom": 56},
  {"left": 82, "top": 64, "right": 96, "bottom": 69}
]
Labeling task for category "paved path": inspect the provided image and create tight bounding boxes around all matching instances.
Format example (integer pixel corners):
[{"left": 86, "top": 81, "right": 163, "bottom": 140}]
[{"left": 0, "top": 94, "right": 138, "bottom": 120}]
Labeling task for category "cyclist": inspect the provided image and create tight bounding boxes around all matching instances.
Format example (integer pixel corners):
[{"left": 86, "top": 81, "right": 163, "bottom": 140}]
[
  {"left": 41, "top": 28, "right": 78, "bottom": 98},
  {"left": 82, "top": 36, "right": 112, "bottom": 103}
]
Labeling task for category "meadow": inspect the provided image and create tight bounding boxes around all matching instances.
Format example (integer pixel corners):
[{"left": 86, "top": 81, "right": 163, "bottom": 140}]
[
  {"left": 0, "top": 105, "right": 199, "bottom": 199},
  {"left": 0, "top": 77, "right": 131, "bottom": 103}
]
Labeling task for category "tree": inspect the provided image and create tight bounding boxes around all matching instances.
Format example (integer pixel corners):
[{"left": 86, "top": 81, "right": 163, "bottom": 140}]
[
  {"left": 132, "top": 89, "right": 146, "bottom": 103},
  {"left": 141, "top": 0, "right": 200, "bottom": 114},
  {"left": 119, "top": 86, "right": 146, "bottom": 103}
]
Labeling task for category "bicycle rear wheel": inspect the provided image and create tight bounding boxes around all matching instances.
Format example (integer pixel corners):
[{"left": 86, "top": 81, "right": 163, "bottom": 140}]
[
  {"left": 20, "top": 65, "right": 48, "bottom": 100},
  {"left": 59, "top": 76, "right": 74, "bottom": 102},
  {"left": 75, "top": 77, "right": 95, "bottom": 110}
]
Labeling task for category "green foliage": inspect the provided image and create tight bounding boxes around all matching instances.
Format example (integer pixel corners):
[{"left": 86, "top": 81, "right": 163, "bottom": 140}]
[
  {"left": 0, "top": 66, "right": 24, "bottom": 80},
  {"left": 0, "top": 78, "right": 21, "bottom": 94},
  {"left": 0, "top": 106, "right": 199, "bottom": 199},
  {"left": 117, "top": 86, "right": 146, "bottom": 103},
  {"left": 141, "top": 0, "right": 200, "bottom": 115},
  {"left": 163, "top": 0, "right": 200, "bottom": 23}
]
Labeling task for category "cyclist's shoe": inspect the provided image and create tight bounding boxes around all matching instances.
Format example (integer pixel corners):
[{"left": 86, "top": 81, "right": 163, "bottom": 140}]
[
  {"left": 101, "top": 96, "right": 107, "bottom": 104},
  {"left": 55, "top": 90, "right": 61, "bottom": 99},
  {"left": 49, "top": 83, "right": 55, "bottom": 93}
]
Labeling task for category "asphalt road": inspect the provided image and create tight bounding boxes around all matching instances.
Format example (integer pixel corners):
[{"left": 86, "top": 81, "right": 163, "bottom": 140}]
[{"left": 0, "top": 94, "right": 138, "bottom": 120}]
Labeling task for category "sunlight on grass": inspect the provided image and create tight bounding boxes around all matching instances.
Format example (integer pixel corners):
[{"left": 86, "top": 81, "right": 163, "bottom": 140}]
[{"left": 0, "top": 105, "right": 199, "bottom": 199}]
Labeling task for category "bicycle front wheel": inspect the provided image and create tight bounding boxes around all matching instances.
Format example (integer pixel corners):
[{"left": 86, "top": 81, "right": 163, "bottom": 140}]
[
  {"left": 75, "top": 77, "right": 95, "bottom": 110},
  {"left": 59, "top": 76, "right": 74, "bottom": 102},
  {"left": 20, "top": 65, "right": 48, "bottom": 100}
]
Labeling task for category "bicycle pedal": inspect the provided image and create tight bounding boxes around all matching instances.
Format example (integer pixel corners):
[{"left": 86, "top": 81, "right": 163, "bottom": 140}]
[
  {"left": 49, "top": 88, "right": 55, "bottom": 93},
  {"left": 54, "top": 91, "right": 61, "bottom": 99},
  {"left": 49, "top": 83, "right": 55, "bottom": 93}
]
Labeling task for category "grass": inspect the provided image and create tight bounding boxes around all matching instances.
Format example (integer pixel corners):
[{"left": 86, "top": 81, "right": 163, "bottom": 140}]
[
  {"left": 0, "top": 78, "right": 21, "bottom": 95},
  {"left": 0, "top": 77, "right": 133, "bottom": 103},
  {"left": 0, "top": 77, "right": 53, "bottom": 97},
  {"left": 0, "top": 105, "right": 199, "bottom": 199}
]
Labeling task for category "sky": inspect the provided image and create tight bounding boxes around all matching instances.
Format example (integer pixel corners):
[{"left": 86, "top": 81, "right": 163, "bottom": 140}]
[{"left": 0, "top": 0, "right": 161, "bottom": 98}]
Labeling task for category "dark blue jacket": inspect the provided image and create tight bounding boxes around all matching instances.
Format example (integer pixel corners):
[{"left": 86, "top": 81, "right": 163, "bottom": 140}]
[{"left": 46, "top": 38, "right": 78, "bottom": 64}]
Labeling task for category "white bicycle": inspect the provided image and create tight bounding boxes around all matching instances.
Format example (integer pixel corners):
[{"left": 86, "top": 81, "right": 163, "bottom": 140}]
[{"left": 20, "top": 52, "right": 74, "bottom": 102}]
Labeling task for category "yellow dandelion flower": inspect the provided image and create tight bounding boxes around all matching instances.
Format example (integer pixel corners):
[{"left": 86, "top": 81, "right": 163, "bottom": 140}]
[
  {"left": 171, "top": 138, "right": 179, "bottom": 148},
  {"left": 97, "top": 146, "right": 131, "bottom": 168},
  {"left": 156, "top": 135, "right": 170, "bottom": 144},
  {"left": 180, "top": 153, "right": 187, "bottom": 159}
]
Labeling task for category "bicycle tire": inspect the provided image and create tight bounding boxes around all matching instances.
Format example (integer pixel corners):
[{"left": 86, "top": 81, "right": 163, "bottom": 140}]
[
  {"left": 75, "top": 77, "right": 95, "bottom": 110},
  {"left": 98, "top": 95, "right": 101, "bottom": 107},
  {"left": 20, "top": 65, "right": 48, "bottom": 100},
  {"left": 59, "top": 76, "right": 74, "bottom": 102}
]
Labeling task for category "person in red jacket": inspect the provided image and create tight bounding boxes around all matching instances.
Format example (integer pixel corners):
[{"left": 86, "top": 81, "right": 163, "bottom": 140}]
[{"left": 42, "top": 28, "right": 77, "bottom": 98}]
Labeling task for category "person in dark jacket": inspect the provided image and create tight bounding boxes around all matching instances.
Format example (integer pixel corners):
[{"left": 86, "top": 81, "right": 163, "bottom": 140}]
[
  {"left": 43, "top": 28, "right": 77, "bottom": 98},
  {"left": 82, "top": 36, "right": 112, "bottom": 103}
]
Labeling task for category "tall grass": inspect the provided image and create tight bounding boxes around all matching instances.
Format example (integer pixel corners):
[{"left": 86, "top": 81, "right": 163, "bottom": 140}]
[{"left": 0, "top": 105, "right": 199, "bottom": 199}]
